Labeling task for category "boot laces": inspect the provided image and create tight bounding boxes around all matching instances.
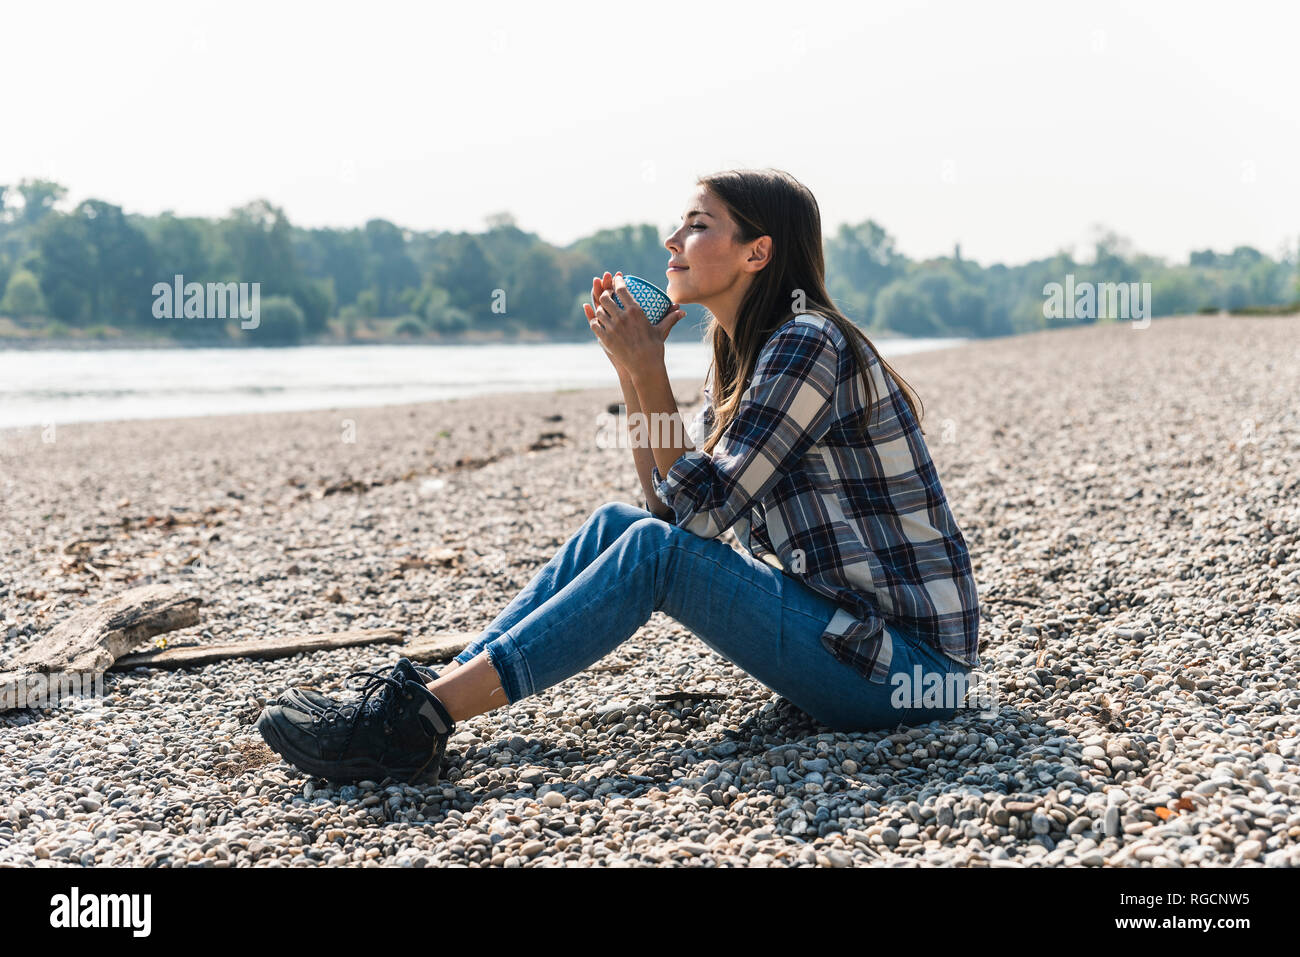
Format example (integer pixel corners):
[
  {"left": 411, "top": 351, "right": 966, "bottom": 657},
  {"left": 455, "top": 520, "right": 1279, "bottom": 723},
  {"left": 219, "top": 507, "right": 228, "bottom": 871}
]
[{"left": 313, "top": 669, "right": 406, "bottom": 734}]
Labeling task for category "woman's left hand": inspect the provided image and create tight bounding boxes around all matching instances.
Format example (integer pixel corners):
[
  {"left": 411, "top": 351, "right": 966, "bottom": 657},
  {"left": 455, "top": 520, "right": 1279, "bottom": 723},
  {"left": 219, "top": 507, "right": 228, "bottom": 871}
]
[{"left": 588, "top": 272, "right": 686, "bottom": 381}]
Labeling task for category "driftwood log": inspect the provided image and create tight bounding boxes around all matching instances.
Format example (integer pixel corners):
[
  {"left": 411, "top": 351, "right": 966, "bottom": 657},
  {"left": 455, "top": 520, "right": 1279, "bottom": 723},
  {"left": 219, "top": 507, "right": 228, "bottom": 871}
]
[
  {"left": 112, "top": 629, "right": 475, "bottom": 671},
  {"left": 112, "top": 627, "right": 406, "bottom": 670},
  {"left": 0, "top": 584, "right": 200, "bottom": 711}
]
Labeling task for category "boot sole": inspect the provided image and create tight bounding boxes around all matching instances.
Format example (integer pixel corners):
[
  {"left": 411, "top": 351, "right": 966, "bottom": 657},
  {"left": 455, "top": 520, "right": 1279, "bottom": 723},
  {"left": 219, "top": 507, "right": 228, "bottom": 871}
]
[{"left": 255, "top": 708, "right": 444, "bottom": 785}]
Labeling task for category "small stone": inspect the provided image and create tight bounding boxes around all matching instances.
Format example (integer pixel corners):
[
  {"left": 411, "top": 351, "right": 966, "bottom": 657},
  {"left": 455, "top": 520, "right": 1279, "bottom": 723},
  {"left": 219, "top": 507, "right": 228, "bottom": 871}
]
[{"left": 1104, "top": 806, "right": 1120, "bottom": 838}]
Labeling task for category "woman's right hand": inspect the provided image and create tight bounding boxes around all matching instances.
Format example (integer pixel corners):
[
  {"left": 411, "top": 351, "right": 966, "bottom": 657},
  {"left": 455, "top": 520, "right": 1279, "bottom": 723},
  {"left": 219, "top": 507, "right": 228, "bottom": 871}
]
[{"left": 586, "top": 272, "right": 630, "bottom": 380}]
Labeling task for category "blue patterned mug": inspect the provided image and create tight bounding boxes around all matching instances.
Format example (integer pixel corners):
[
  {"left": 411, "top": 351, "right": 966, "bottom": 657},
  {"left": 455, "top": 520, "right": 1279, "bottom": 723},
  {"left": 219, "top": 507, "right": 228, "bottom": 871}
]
[{"left": 610, "top": 275, "right": 674, "bottom": 325}]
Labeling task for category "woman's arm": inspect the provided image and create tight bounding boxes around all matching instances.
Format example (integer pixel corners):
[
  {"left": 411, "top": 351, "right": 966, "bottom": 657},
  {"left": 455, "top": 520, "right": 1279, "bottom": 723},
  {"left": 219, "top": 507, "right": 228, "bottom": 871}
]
[
  {"left": 582, "top": 270, "right": 689, "bottom": 518},
  {"left": 635, "top": 321, "right": 840, "bottom": 538},
  {"left": 630, "top": 363, "right": 695, "bottom": 489},
  {"left": 618, "top": 369, "right": 679, "bottom": 520}
]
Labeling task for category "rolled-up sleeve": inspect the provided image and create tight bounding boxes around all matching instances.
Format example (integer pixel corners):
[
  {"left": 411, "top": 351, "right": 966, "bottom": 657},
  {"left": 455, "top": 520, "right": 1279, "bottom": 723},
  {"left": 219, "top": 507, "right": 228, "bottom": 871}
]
[{"left": 650, "top": 321, "right": 839, "bottom": 538}]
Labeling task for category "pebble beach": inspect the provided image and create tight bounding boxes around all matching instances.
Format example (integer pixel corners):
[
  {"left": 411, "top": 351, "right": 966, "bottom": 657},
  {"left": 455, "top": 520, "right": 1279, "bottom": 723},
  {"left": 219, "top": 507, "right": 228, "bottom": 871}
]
[{"left": 1, "top": 312, "right": 1298, "bottom": 868}]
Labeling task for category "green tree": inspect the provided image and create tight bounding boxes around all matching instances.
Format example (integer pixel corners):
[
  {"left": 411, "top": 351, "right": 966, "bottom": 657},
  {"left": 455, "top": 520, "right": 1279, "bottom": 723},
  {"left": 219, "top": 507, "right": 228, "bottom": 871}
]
[
  {"left": 413, "top": 283, "right": 467, "bottom": 334},
  {"left": 35, "top": 212, "right": 94, "bottom": 323},
  {"left": 0, "top": 268, "right": 47, "bottom": 316},
  {"left": 299, "top": 227, "right": 366, "bottom": 308},
  {"left": 827, "top": 220, "right": 907, "bottom": 324},
  {"left": 144, "top": 213, "right": 216, "bottom": 282},
  {"left": 221, "top": 200, "right": 300, "bottom": 298},
  {"left": 363, "top": 219, "right": 420, "bottom": 316},
  {"left": 1222, "top": 280, "right": 1250, "bottom": 311},
  {"left": 430, "top": 232, "right": 497, "bottom": 318},
  {"left": 292, "top": 276, "right": 335, "bottom": 335},
  {"left": 875, "top": 279, "right": 940, "bottom": 336},
  {"left": 568, "top": 223, "right": 671, "bottom": 288},
  {"left": 16, "top": 179, "right": 67, "bottom": 229},
  {"left": 76, "top": 200, "right": 155, "bottom": 325},
  {"left": 874, "top": 267, "right": 989, "bottom": 338},
  {"left": 513, "top": 244, "right": 568, "bottom": 332},
  {"left": 252, "top": 295, "right": 304, "bottom": 346},
  {"left": 395, "top": 315, "right": 426, "bottom": 337},
  {"left": 1150, "top": 270, "right": 1211, "bottom": 317}
]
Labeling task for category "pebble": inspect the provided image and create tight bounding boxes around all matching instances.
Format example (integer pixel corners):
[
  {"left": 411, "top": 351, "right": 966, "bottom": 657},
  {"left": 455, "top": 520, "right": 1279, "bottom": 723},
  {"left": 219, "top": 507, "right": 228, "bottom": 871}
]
[{"left": 1104, "top": 806, "right": 1121, "bottom": 838}]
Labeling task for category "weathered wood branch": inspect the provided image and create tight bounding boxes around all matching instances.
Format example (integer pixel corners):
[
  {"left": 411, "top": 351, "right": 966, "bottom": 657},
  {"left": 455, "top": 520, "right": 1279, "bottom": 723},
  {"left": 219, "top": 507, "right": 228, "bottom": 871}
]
[
  {"left": 1, "top": 584, "right": 200, "bottom": 711},
  {"left": 111, "top": 627, "right": 407, "bottom": 670},
  {"left": 111, "top": 629, "right": 475, "bottom": 671}
]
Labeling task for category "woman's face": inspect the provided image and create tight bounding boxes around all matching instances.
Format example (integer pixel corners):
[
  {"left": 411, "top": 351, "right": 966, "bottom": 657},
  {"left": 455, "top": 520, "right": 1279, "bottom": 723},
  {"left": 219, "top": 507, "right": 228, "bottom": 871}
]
[{"left": 662, "top": 187, "right": 750, "bottom": 305}]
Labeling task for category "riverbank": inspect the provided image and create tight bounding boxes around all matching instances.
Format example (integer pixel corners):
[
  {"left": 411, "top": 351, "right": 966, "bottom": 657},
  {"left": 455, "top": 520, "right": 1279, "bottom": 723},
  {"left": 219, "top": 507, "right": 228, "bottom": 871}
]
[{"left": 1, "top": 313, "right": 1297, "bottom": 867}]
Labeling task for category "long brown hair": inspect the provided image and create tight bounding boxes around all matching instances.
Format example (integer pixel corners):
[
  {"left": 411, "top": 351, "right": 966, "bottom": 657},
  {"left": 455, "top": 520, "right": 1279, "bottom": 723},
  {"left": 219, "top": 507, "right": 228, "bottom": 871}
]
[{"left": 692, "top": 168, "right": 925, "bottom": 455}]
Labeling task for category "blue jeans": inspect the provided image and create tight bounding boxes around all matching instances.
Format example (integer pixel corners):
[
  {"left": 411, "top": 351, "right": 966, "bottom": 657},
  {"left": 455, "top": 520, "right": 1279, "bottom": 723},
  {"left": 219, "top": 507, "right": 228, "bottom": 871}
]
[{"left": 452, "top": 502, "right": 969, "bottom": 732}]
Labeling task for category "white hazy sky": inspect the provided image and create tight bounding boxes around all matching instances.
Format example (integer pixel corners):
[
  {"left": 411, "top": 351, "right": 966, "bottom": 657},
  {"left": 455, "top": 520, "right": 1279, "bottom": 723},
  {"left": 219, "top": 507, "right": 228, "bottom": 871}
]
[{"left": 4, "top": 0, "right": 1297, "bottom": 266}]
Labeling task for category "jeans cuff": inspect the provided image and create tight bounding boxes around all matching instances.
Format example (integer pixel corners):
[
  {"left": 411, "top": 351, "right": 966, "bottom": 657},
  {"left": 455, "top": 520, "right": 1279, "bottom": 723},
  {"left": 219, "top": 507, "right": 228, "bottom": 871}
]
[{"left": 484, "top": 632, "right": 533, "bottom": 704}]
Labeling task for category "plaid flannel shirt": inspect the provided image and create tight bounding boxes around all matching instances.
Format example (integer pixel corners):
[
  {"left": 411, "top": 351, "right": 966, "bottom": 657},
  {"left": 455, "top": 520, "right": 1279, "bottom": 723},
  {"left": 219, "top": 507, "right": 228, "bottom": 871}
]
[{"left": 646, "top": 314, "right": 980, "bottom": 684}]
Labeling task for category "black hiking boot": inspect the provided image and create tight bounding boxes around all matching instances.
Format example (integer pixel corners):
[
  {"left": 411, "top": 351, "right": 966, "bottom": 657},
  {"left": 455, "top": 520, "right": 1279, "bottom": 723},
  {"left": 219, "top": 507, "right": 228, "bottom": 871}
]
[{"left": 255, "top": 658, "right": 454, "bottom": 784}]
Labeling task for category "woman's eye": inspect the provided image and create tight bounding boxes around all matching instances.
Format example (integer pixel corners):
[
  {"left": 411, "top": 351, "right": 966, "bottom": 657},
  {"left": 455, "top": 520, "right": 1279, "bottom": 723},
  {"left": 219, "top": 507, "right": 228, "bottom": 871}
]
[{"left": 690, "top": 224, "right": 705, "bottom": 230}]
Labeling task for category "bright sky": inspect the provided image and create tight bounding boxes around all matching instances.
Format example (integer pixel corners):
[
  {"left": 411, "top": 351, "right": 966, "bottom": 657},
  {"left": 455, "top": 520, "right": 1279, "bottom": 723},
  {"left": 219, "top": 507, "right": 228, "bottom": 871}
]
[{"left": 5, "top": 0, "right": 1297, "bottom": 266}]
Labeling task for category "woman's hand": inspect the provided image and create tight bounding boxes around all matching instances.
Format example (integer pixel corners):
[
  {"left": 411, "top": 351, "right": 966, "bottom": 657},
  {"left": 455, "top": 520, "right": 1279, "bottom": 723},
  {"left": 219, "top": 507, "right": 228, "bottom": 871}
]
[
  {"left": 585, "top": 273, "right": 631, "bottom": 379},
  {"left": 585, "top": 271, "right": 686, "bottom": 383}
]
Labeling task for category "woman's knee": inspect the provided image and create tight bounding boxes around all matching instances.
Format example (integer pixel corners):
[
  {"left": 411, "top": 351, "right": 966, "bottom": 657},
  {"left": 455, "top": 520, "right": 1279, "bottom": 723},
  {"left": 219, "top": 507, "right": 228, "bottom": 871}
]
[
  {"left": 611, "top": 515, "right": 674, "bottom": 565},
  {"left": 590, "top": 500, "right": 649, "bottom": 527},
  {"left": 583, "top": 501, "right": 651, "bottom": 543}
]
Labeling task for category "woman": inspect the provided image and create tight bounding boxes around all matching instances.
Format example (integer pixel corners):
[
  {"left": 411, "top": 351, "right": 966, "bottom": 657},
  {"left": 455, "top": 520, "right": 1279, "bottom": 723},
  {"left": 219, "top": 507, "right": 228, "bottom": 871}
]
[{"left": 255, "top": 168, "right": 982, "bottom": 785}]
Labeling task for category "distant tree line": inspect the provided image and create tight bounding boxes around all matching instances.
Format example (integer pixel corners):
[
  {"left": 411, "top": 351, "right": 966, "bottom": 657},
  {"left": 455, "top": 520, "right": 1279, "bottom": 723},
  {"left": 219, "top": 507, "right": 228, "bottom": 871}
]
[{"left": 0, "top": 178, "right": 1295, "bottom": 345}]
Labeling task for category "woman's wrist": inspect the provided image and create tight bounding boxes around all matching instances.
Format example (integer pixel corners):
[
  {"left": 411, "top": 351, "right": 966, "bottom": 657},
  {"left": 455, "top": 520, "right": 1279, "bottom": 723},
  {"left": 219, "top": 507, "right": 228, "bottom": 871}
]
[{"left": 628, "top": 360, "right": 667, "bottom": 396}]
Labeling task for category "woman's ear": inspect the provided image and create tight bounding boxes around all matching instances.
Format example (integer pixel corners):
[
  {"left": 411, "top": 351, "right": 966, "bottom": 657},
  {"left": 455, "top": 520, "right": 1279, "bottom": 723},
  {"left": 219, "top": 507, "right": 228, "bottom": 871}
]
[{"left": 745, "top": 235, "right": 773, "bottom": 272}]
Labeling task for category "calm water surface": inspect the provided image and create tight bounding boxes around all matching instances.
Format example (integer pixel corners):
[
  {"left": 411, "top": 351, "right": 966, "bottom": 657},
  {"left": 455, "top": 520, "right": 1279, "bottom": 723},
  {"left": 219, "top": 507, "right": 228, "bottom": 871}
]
[{"left": 0, "top": 337, "right": 967, "bottom": 429}]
